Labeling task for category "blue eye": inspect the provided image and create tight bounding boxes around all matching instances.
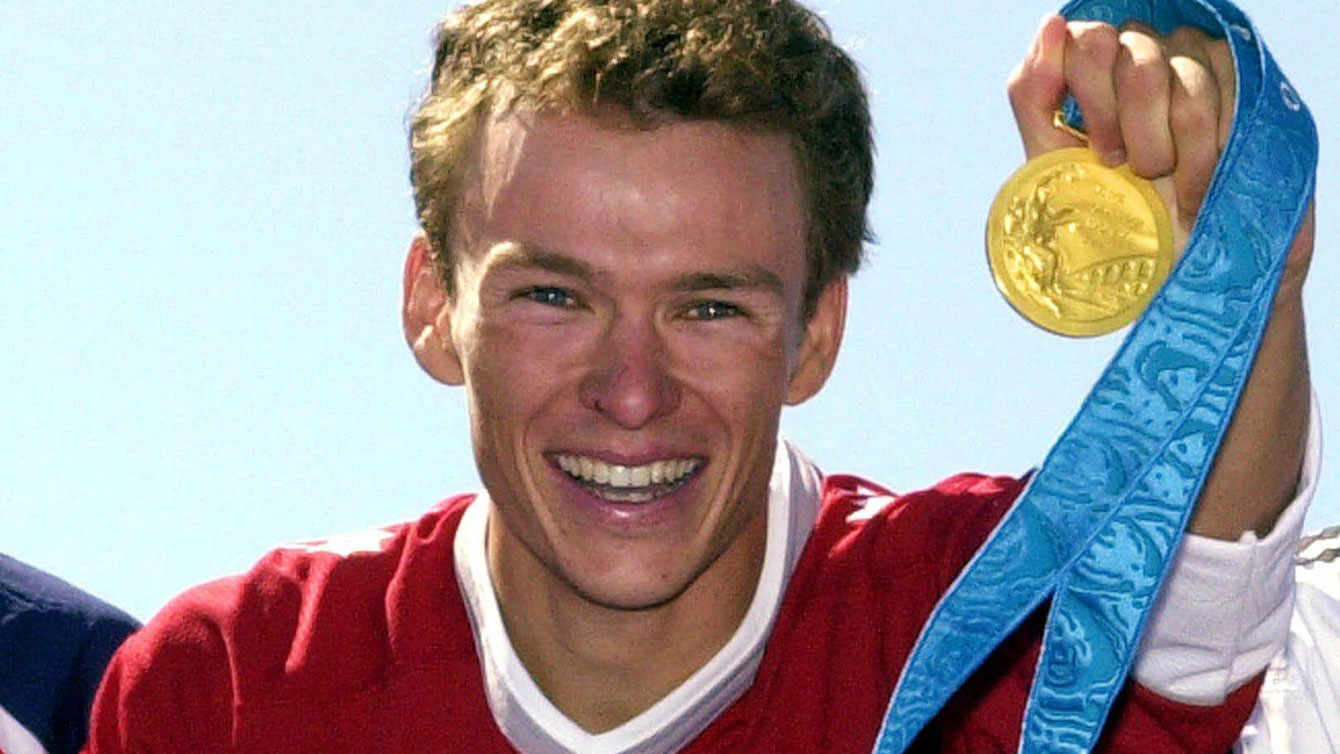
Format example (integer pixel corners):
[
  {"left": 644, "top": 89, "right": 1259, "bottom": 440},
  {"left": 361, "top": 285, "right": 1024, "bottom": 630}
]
[
  {"left": 522, "top": 287, "right": 577, "bottom": 308},
  {"left": 686, "top": 301, "right": 741, "bottom": 320}
]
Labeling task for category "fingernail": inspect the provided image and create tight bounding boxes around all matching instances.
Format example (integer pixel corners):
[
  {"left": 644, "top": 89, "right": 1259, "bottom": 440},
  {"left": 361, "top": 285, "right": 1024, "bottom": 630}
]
[{"left": 1104, "top": 148, "right": 1126, "bottom": 166}]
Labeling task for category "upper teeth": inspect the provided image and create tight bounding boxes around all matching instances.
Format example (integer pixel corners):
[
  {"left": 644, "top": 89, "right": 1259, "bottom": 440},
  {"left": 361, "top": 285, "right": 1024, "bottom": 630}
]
[{"left": 556, "top": 455, "right": 700, "bottom": 488}]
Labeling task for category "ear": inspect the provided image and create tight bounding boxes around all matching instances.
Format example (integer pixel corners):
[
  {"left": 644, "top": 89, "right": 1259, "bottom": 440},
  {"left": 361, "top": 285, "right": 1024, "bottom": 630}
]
[
  {"left": 403, "top": 233, "right": 464, "bottom": 386},
  {"left": 786, "top": 277, "right": 847, "bottom": 405}
]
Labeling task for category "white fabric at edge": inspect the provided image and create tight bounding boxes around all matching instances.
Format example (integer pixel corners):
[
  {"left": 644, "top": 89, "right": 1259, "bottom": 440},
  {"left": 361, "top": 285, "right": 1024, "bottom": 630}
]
[
  {"left": 0, "top": 703, "right": 50, "bottom": 754},
  {"left": 1233, "top": 528, "right": 1340, "bottom": 754},
  {"left": 1133, "top": 392, "right": 1321, "bottom": 704}
]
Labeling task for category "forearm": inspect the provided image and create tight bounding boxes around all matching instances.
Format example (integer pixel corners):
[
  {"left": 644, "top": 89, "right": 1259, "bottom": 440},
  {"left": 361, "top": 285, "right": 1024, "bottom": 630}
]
[{"left": 1188, "top": 285, "right": 1310, "bottom": 540}]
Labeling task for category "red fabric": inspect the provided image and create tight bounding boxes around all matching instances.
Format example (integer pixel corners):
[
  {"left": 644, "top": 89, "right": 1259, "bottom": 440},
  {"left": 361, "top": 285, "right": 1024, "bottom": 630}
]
[{"left": 84, "top": 474, "right": 1260, "bottom": 753}]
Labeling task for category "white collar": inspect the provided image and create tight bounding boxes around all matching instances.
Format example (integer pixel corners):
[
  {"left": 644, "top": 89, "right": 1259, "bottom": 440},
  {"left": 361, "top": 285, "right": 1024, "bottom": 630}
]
[{"left": 454, "top": 438, "right": 822, "bottom": 754}]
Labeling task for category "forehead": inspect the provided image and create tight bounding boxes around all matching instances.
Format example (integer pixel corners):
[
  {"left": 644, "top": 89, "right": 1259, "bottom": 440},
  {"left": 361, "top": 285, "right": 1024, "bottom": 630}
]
[{"left": 454, "top": 109, "right": 809, "bottom": 286}]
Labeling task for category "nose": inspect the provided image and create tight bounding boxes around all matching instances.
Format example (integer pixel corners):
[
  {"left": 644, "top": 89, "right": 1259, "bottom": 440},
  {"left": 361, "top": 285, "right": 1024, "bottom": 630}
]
[{"left": 579, "top": 315, "right": 681, "bottom": 429}]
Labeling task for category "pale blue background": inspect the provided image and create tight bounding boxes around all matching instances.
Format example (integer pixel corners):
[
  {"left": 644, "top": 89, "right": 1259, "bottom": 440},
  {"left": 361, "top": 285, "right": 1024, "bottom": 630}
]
[{"left": 2, "top": 1, "right": 1335, "bottom": 620}]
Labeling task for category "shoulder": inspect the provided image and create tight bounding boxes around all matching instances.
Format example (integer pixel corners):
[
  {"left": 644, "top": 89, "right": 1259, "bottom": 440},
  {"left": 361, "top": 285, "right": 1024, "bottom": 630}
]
[
  {"left": 0, "top": 556, "right": 140, "bottom": 754},
  {"left": 97, "top": 495, "right": 476, "bottom": 717},
  {"left": 769, "top": 471, "right": 1030, "bottom": 685},
  {"left": 819, "top": 471, "right": 1027, "bottom": 547},
  {"left": 0, "top": 554, "right": 139, "bottom": 640},
  {"left": 807, "top": 472, "right": 1028, "bottom": 591}
]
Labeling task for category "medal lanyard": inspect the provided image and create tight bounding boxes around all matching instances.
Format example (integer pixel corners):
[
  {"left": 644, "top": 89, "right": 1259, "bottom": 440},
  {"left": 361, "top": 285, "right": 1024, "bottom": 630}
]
[{"left": 872, "top": 0, "right": 1317, "bottom": 752}]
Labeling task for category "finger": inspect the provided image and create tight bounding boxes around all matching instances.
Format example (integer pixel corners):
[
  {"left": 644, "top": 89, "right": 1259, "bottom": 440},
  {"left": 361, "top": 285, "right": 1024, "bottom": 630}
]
[
  {"left": 1205, "top": 38, "right": 1237, "bottom": 149},
  {"left": 1063, "top": 22, "right": 1125, "bottom": 164},
  {"left": 1008, "top": 14, "right": 1076, "bottom": 158},
  {"left": 1165, "top": 28, "right": 1223, "bottom": 223},
  {"left": 1114, "top": 24, "right": 1174, "bottom": 179},
  {"left": 1168, "top": 57, "right": 1222, "bottom": 224}
]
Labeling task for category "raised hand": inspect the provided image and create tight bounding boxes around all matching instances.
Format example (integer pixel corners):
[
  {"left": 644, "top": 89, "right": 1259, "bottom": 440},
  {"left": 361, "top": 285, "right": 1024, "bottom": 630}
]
[{"left": 1006, "top": 15, "right": 1314, "bottom": 294}]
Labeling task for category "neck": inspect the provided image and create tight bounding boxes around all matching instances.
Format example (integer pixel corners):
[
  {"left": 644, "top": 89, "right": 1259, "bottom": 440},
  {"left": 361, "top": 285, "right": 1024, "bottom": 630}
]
[{"left": 488, "top": 508, "right": 767, "bottom": 733}]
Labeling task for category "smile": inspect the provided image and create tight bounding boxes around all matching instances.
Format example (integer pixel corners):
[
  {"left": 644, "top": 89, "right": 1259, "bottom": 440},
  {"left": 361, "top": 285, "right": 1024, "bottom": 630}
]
[{"left": 554, "top": 454, "right": 702, "bottom": 503}]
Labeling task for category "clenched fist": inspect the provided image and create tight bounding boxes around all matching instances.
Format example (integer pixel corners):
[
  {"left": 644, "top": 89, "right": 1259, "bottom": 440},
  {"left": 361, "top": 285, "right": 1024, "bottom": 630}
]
[{"left": 1006, "top": 15, "right": 1314, "bottom": 296}]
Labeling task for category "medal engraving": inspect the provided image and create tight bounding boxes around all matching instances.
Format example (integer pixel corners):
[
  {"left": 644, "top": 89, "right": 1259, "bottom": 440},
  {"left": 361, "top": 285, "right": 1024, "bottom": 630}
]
[{"left": 986, "top": 147, "right": 1173, "bottom": 337}]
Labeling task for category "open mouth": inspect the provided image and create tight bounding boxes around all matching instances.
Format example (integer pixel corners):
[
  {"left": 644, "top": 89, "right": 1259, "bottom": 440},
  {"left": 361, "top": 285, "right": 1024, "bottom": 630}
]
[{"left": 554, "top": 454, "right": 702, "bottom": 503}]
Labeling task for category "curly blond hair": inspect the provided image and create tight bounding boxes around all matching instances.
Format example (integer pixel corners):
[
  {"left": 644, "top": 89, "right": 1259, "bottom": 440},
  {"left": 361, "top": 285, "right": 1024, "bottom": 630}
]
[{"left": 410, "top": 0, "right": 873, "bottom": 316}]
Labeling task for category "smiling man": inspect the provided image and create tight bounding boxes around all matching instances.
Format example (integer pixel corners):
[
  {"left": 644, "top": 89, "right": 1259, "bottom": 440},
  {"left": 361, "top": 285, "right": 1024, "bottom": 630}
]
[{"left": 85, "top": 2, "right": 1318, "bottom": 753}]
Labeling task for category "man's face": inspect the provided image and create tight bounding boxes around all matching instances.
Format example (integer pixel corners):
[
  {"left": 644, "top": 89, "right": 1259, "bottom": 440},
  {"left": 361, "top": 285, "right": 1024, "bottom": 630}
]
[{"left": 419, "top": 110, "right": 844, "bottom": 612}]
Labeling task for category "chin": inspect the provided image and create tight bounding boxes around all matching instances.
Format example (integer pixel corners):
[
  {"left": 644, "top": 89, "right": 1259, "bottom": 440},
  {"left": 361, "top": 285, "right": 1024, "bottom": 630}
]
[
  {"left": 558, "top": 556, "right": 700, "bottom": 612},
  {"left": 571, "top": 581, "right": 692, "bottom": 612}
]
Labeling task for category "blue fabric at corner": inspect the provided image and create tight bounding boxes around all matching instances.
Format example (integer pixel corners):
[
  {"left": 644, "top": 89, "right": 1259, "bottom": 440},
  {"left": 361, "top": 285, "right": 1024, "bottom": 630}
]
[{"left": 0, "top": 554, "right": 140, "bottom": 754}]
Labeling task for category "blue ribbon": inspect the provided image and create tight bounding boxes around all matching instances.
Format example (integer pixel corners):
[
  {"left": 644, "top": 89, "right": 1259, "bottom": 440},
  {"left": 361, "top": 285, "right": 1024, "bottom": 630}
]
[{"left": 872, "top": 1, "right": 1317, "bottom": 752}]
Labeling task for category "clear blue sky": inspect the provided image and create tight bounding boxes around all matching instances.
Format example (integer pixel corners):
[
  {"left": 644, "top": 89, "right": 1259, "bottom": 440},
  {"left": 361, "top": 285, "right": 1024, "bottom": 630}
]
[{"left": 2, "top": 0, "right": 1335, "bottom": 621}]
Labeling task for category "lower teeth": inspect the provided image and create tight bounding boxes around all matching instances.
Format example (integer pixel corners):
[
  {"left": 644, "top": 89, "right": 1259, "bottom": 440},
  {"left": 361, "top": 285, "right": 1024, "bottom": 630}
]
[
  {"left": 565, "top": 472, "right": 692, "bottom": 503},
  {"left": 600, "top": 488, "right": 656, "bottom": 503}
]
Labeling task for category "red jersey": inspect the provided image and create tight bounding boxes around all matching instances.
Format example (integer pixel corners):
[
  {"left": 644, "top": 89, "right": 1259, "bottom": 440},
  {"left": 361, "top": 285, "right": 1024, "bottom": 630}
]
[{"left": 85, "top": 474, "right": 1259, "bottom": 753}]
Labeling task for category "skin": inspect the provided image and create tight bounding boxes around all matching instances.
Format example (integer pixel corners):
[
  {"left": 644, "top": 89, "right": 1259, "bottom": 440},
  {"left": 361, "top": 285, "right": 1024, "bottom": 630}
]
[
  {"left": 1009, "top": 17, "right": 1314, "bottom": 539},
  {"left": 401, "top": 15, "right": 1316, "bottom": 732},
  {"left": 404, "top": 110, "right": 846, "bottom": 731}
]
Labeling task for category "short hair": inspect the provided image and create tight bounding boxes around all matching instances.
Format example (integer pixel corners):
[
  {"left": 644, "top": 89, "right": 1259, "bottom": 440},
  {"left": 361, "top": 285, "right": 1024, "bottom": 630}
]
[{"left": 409, "top": 0, "right": 874, "bottom": 318}]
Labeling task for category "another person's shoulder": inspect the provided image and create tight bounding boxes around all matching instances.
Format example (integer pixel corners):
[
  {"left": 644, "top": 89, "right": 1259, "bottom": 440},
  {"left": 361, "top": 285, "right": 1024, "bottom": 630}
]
[
  {"left": 100, "top": 494, "right": 476, "bottom": 709},
  {"left": 0, "top": 555, "right": 140, "bottom": 754},
  {"left": 0, "top": 553, "right": 139, "bottom": 648}
]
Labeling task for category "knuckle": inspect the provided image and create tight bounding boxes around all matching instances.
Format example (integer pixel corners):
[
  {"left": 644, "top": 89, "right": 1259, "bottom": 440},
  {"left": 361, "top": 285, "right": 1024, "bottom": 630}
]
[
  {"left": 1118, "top": 23, "right": 1158, "bottom": 50},
  {"left": 1005, "top": 64, "right": 1026, "bottom": 97},
  {"left": 1006, "top": 63, "right": 1057, "bottom": 107},
  {"left": 1170, "top": 88, "right": 1216, "bottom": 134},
  {"left": 1071, "top": 23, "right": 1119, "bottom": 62},
  {"left": 1006, "top": 59, "right": 1035, "bottom": 89},
  {"left": 1117, "top": 54, "right": 1169, "bottom": 98},
  {"left": 1131, "top": 149, "right": 1175, "bottom": 179},
  {"left": 1117, "top": 25, "right": 1161, "bottom": 56}
]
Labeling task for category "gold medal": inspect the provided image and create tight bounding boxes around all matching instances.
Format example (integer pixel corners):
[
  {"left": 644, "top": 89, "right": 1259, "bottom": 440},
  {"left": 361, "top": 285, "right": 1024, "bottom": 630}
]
[{"left": 986, "top": 120, "right": 1174, "bottom": 337}]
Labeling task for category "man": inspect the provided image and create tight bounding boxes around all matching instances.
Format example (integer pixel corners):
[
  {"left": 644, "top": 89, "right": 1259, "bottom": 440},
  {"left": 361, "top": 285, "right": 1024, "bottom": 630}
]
[
  {"left": 1, "top": 555, "right": 139, "bottom": 754},
  {"left": 85, "top": 2, "right": 1318, "bottom": 752}
]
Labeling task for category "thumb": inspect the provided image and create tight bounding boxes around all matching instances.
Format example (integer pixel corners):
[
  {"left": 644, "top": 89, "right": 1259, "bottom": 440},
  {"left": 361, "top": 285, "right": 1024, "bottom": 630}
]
[{"left": 1007, "top": 14, "right": 1080, "bottom": 158}]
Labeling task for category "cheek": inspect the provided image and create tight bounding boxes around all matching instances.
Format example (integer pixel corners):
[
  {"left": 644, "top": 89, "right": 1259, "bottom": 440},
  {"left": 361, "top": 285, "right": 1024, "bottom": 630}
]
[
  {"left": 671, "top": 331, "right": 792, "bottom": 420},
  {"left": 463, "top": 318, "right": 589, "bottom": 421}
]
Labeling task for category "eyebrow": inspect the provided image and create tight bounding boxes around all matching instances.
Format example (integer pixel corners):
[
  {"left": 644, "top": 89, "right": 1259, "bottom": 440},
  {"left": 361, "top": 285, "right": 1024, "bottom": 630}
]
[
  {"left": 672, "top": 268, "right": 784, "bottom": 294},
  {"left": 485, "top": 245, "right": 594, "bottom": 279},
  {"left": 485, "top": 243, "right": 784, "bottom": 294}
]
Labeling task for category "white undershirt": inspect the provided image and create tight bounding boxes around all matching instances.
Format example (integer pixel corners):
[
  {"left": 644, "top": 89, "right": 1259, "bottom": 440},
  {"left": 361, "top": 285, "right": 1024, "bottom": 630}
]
[{"left": 455, "top": 405, "right": 1320, "bottom": 754}]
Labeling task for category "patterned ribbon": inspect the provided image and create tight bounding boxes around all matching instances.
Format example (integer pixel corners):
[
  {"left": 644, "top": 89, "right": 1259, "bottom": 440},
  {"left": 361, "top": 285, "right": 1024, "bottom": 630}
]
[{"left": 872, "top": 1, "right": 1317, "bottom": 752}]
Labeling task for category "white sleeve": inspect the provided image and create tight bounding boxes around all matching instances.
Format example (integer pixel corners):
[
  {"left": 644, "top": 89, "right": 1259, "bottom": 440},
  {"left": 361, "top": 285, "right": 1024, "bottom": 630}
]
[{"left": 1131, "top": 392, "right": 1321, "bottom": 705}]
